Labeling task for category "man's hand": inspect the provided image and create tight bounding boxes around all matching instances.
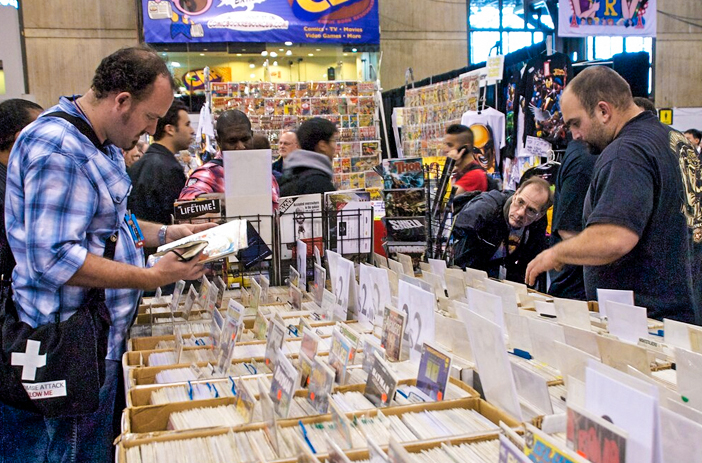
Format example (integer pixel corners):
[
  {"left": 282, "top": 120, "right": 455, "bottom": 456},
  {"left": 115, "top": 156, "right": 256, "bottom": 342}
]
[
  {"left": 166, "top": 222, "right": 218, "bottom": 243},
  {"left": 146, "top": 250, "right": 207, "bottom": 289},
  {"left": 525, "top": 248, "right": 563, "bottom": 286},
  {"left": 446, "top": 147, "right": 467, "bottom": 161}
]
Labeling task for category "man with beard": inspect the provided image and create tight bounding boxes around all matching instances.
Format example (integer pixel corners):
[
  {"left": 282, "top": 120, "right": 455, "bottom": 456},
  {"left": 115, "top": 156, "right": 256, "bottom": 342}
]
[{"left": 526, "top": 66, "right": 699, "bottom": 323}]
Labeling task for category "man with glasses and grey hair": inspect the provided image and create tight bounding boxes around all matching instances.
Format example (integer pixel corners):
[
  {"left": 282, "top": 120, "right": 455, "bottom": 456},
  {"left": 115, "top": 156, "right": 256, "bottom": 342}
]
[{"left": 452, "top": 177, "right": 552, "bottom": 285}]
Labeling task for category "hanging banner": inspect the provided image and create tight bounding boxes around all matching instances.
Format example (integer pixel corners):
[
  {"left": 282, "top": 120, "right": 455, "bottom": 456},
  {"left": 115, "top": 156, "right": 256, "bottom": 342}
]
[
  {"left": 558, "top": 0, "right": 656, "bottom": 38},
  {"left": 142, "top": 0, "right": 379, "bottom": 44}
]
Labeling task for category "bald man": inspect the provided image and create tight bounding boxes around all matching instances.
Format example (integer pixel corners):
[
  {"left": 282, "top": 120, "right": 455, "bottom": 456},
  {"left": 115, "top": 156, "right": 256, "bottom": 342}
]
[{"left": 525, "top": 66, "right": 699, "bottom": 323}]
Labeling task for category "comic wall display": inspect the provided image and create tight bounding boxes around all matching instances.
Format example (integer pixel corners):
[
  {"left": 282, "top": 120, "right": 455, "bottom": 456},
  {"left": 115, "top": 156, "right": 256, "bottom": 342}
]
[{"left": 384, "top": 189, "right": 427, "bottom": 217}]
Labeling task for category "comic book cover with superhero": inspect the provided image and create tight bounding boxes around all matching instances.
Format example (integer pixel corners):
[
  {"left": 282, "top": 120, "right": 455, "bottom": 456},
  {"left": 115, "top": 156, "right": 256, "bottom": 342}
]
[
  {"left": 384, "top": 217, "right": 426, "bottom": 243},
  {"left": 382, "top": 158, "right": 424, "bottom": 189},
  {"left": 384, "top": 189, "right": 426, "bottom": 217}
]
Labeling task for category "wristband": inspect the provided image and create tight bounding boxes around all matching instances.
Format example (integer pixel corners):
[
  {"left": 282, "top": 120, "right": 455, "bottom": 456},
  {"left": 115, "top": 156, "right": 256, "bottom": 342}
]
[{"left": 158, "top": 225, "right": 168, "bottom": 246}]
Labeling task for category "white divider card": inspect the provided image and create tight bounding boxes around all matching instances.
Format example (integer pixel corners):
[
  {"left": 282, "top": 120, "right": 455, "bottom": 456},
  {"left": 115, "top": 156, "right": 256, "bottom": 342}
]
[
  {"left": 584, "top": 361, "right": 661, "bottom": 463},
  {"left": 483, "top": 279, "right": 519, "bottom": 315},
  {"left": 563, "top": 325, "right": 601, "bottom": 358},
  {"left": 312, "top": 264, "right": 326, "bottom": 307},
  {"left": 663, "top": 396, "right": 702, "bottom": 426},
  {"left": 260, "top": 275, "right": 270, "bottom": 304},
  {"left": 596, "top": 335, "right": 651, "bottom": 375},
  {"left": 250, "top": 277, "right": 262, "bottom": 311},
  {"left": 333, "top": 257, "right": 355, "bottom": 321},
  {"left": 416, "top": 343, "right": 452, "bottom": 401},
  {"left": 554, "top": 341, "right": 599, "bottom": 387},
  {"left": 320, "top": 289, "right": 336, "bottom": 321},
  {"left": 328, "top": 400, "right": 354, "bottom": 449},
  {"left": 290, "top": 285, "right": 303, "bottom": 311},
  {"left": 197, "top": 276, "right": 211, "bottom": 310},
  {"left": 289, "top": 265, "right": 300, "bottom": 294},
  {"left": 235, "top": 378, "right": 257, "bottom": 423},
  {"left": 511, "top": 361, "right": 553, "bottom": 416},
  {"left": 674, "top": 348, "right": 702, "bottom": 412},
  {"left": 464, "top": 267, "right": 488, "bottom": 287},
  {"left": 445, "top": 274, "right": 465, "bottom": 300},
  {"left": 169, "top": 280, "right": 186, "bottom": 314},
  {"left": 210, "top": 307, "right": 224, "bottom": 349},
  {"left": 297, "top": 239, "right": 307, "bottom": 291},
  {"left": 436, "top": 310, "right": 474, "bottom": 363},
  {"left": 313, "top": 245, "right": 321, "bottom": 268},
  {"left": 264, "top": 317, "right": 286, "bottom": 368},
  {"left": 217, "top": 314, "right": 242, "bottom": 375},
  {"left": 660, "top": 406, "right": 702, "bottom": 463},
  {"left": 326, "top": 249, "right": 341, "bottom": 292},
  {"left": 396, "top": 253, "right": 414, "bottom": 276},
  {"left": 534, "top": 301, "right": 557, "bottom": 317},
  {"left": 664, "top": 318, "right": 695, "bottom": 350},
  {"left": 182, "top": 285, "right": 198, "bottom": 321},
  {"left": 214, "top": 276, "right": 226, "bottom": 309},
  {"left": 597, "top": 288, "right": 634, "bottom": 319},
  {"left": 500, "top": 280, "right": 529, "bottom": 302},
  {"left": 364, "top": 350, "right": 399, "bottom": 408},
  {"left": 399, "top": 273, "right": 433, "bottom": 293},
  {"left": 428, "top": 258, "right": 447, "bottom": 278},
  {"left": 387, "top": 258, "right": 405, "bottom": 277},
  {"left": 367, "top": 437, "right": 390, "bottom": 463},
  {"left": 174, "top": 325, "right": 184, "bottom": 364},
  {"left": 421, "top": 271, "right": 445, "bottom": 298},
  {"left": 270, "top": 348, "right": 299, "bottom": 418},
  {"left": 240, "top": 286, "right": 251, "bottom": 308},
  {"left": 527, "top": 317, "right": 566, "bottom": 367},
  {"left": 504, "top": 312, "right": 533, "bottom": 353},
  {"left": 466, "top": 287, "right": 506, "bottom": 332},
  {"left": 499, "top": 434, "right": 530, "bottom": 463},
  {"left": 154, "top": 287, "right": 163, "bottom": 304},
  {"left": 358, "top": 264, "right": 391, "bottom": 329},
  {"left": 457, "top": 307, "right": 523, "bottom": 421},
  {"left": 258, "top": 378, "right": 280, "bottom": 455},
  {"left": 386, "top": 268, "right": 399, "bottom": 297},
  {"left": 397, "top": 280, "right": 436, "bottom": 362},
  {"left": 607, "top": 301, "right": 650, "bottom": 345},
  {"left": 373, "top": 252, "right": 388, "bottom": 269},
  {"left": 553, "top": 297, "right": 592, "bottom": 331}
]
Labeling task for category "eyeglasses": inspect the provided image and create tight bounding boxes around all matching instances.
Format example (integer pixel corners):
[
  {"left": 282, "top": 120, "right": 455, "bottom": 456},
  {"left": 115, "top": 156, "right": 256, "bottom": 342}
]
[{"left": 512, "top": 196, "right": 542, "bottom": 220}]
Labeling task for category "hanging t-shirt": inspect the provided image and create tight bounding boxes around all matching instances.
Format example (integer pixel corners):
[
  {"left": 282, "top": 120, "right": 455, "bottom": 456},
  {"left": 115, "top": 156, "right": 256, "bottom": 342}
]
[
  {"left": 460, "top": 108, "right": 506, "bottom": 175},
  {"left": 582, "top": 111, "right": 698, "bottom": 323},
  {"left": 502, "top": 65, "right": 523, "bottom": 162},
  {"left": 517, "top": 52, "right": 573, "bottom": 152}
]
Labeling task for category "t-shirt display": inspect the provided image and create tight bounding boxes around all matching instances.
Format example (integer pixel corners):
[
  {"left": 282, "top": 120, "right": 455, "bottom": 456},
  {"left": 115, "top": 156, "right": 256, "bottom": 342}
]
[
  {"left": 583, "top": 111, "right": 697, "bottom": 323},
  {"left": 460, "top": 108, "right": 506, "bottom": 174}
]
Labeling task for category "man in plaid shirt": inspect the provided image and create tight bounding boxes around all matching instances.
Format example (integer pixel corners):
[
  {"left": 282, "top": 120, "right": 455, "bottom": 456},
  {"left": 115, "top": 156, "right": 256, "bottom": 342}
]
[{"left": 2, "top": 46, "right": 212, "bottom": 462}]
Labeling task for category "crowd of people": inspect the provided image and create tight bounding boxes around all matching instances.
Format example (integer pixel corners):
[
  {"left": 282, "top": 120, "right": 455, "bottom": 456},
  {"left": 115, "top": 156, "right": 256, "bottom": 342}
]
[{"left": 0, "top": 45, "right": 700, "bottom": 462}]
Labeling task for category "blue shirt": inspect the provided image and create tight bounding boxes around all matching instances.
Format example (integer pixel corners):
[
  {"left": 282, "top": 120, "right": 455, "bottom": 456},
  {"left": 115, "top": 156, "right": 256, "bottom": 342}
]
[{"left": 5, "top": 96, "right": 144, "bottom": 360}]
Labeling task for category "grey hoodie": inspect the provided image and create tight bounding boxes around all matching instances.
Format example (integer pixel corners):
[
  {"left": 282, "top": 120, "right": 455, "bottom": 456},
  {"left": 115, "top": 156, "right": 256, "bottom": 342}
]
[{"left": 283, "top": 149, "right": 333, "bottom": 178}]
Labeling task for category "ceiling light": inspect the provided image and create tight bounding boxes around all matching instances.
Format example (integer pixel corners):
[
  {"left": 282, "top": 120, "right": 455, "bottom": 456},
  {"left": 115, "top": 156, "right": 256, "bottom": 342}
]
[
  {"left": 279, "top": 49, "right": 284, "bottom": 52},
  {"left": 249, "top": 63, "right": 255, "bottom": 68},
  {"left": 236, "top": 53, "right": 242, "bottom": 56},
  {"left": 286, "top": 50, "right": 292, "bottom": 56},
  {"left": 261, "top": 50, "right": 268, "bottom": 56},
  {"left": 316, "top": 48, "right": 321, "bottom": 51},
  {"left": 352, "top": 48, "right": 358, "bottom": 52},
  {"left": 199, "top": 53, "right": 205, "bottom": 56},
  {"left": 343, "top": 53, "right": 348, "bottom": 56},
  {"left": 161, "top": 53, "right": 167, "bottom": 56},
  {"left": 284, "top": 41, "right": 293, "bottom": 46},
  {"left": 270, "top": 51, "right": 278, "bottom": 57},
  {"left": 250, "top": 73, "right": 256, "bottom": 78},
  {"left": 170, "top": 61, "right": 181, "bottom": 68},
  {"left": 308, "top": 53, "right": 314, "bottom": 57},
  {"left": 273, "top": 61, "right": 278, "bottom": 66}
]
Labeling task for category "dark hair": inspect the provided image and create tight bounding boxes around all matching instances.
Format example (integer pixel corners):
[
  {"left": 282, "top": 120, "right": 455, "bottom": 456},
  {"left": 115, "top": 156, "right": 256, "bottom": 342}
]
[
  {"left": 566, "top": 66, "right": 633, "bottom": 116},
  {"left": 297, "top": 117, "right": 337, "bottom": 152},
  {"left": 215, "top": 109, "right": 252, "bottom": 136},
  {"left": 91, "top": 46, "right": 176, "bottom": 101},
  {"left": 684, "top": 129, "right": 702, "bottom": 141},
  {"left": 517, "top": 176, "right": 554, "bottom": 212},
  {"left": 0, "top": 99, "right": 43, "bottom": 151},
  {"left": 447, "top": 123, "right": 474, "bottom": 141},
  {"left": 252, "top": 134, "right": 271, "bottom": 149},
  {"left": 153, "top": 100, "right": 187, "bottom": 141},
  {"left": 633, "top": 97, "right": 657, "bottom": 116}
]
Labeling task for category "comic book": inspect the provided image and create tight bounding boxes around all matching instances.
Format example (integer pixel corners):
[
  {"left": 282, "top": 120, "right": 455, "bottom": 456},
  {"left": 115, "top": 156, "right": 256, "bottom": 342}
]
[
  {"left": 384, "top": 217, "right": 427, "bottom": 243},
  {"left": 381, "top": 306, "right": 406, "bottom": 362},
  {"left": 416, "top": 343, "right": 452, "bottom": 401},
  {"left": 383, "top": 189, "right": 426, "bottom": 217},
  {"left": 364, "top": 351, "right": 399, "bottom": 407},
  {"left": 382, "top": 158, "right": 424, "bottom": 189},
  {"left": 566, "top": 403, "right": 627, "bottom": 463}
]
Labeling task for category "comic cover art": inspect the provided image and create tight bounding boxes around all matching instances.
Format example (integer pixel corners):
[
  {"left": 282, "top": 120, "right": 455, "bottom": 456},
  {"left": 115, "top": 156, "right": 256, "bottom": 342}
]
[
  {"left": 351, "top": 156, "right": 378, "bottom": 173},
  {"left": 383, "top": 158, "right": 424, "bottom": 189},
  {"left": 384, "top": 217, "right": 426, "bottom": 243},
  {"left": 384, "top": 189, "right": 426, "bottom": 217}
]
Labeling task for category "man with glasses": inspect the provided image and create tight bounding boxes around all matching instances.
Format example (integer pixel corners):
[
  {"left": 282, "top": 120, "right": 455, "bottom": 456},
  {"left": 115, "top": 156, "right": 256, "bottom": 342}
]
[
  {"left": 452, "top": 177, "right": 552, "bottom": 285},
  {"left": 272, "top": 130, "right": 299, "bottom": 179}
]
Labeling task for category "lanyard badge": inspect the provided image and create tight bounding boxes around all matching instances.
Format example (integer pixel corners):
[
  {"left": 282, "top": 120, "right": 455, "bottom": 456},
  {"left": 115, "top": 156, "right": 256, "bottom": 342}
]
[{"left": 125, "top": 212, "right": 145, "bottom": 248}]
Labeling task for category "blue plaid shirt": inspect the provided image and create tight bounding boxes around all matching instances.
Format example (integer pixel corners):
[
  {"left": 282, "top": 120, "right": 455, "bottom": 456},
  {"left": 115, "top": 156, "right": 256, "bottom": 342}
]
[{"left": 5, "top": 96, "right": 144, "bottom": 360}]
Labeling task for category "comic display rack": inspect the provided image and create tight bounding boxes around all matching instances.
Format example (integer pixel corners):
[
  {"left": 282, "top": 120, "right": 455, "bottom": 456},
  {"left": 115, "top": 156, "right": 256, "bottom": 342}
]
[
  {"left": 399, "top": 74, "right": 481, "bottom": 158},
  {"left": 209, "top": 80, "right": 383, "bottom": 190}
]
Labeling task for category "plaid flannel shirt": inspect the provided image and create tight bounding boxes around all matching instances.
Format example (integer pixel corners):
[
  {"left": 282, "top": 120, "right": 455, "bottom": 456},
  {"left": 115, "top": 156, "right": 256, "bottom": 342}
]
[{"left": 5, "top": 96, "right": 144, "bottom": 360}]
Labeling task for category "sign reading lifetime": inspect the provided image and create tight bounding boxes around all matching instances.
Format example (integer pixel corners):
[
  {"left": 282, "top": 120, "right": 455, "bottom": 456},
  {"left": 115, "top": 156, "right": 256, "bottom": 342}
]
[
  {"left": 558, "top": 0, "right": 656, "bottom": 38},
  {"left": 142, "top": 0, "right": 379, "bottom": 44}
]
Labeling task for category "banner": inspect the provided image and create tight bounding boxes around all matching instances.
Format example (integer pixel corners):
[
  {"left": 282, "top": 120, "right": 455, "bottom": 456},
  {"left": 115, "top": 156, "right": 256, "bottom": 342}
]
[
  {"left": 558, "top": 0, "right": 656, "bottom": 38},
  {"left": 142, "top": 0, "right": 379, "bottom": 44}
]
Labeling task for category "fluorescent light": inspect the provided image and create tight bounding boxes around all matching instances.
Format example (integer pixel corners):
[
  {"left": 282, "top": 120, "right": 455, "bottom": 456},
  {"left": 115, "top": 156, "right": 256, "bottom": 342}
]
[
  {"left": 236, "top": 53, "right": 242, "bottom": 56},
  {"left": 351, "top": 48, "right": 357, "bottom": 52},
  {"left": 199, "top": 53, "right": 205, "bottom": 56},
  {"left": 249, "top": 63, "right": 255, "bottom": 68},
  {"left": 261, "top": 50, "right": 268, "bottom": 56},
  {"left": 286, "top": 50, "right": 292, "bottom": 56},
  {"left": 284, "top": 41, "right": 293, "bottom": 46},
  {"left": 250, "top": 73, "right": 256, "bottom": 78},
  {"left": 273, "top": 61, "right": 278, "bottom": 66},
  {"left": 308, "top": 53, "right": 314, "bottom": 56},
  {"left": 170, "top": 61, "right": 181, "bottom": 68},
  {"left": 316, "top": 48, "right": 321, "bottom": 51},
  {"left": 279, "top": 49, "right": 284, "bottom": 52},
  {"left": 270, "top": 51, "right": 278, "bottom": 57}
]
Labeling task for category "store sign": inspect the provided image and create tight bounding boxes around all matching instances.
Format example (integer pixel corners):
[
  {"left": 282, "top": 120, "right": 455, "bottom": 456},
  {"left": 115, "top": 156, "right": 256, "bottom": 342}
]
[
  {"left": 142, "top": 0, "right": 379, "bottom": 44},
  {"left": 174, "top": 198, "right": 221, "bottom": 220},
  {"left": 558, "top": 0, "right": 656, "bottom": 38}
]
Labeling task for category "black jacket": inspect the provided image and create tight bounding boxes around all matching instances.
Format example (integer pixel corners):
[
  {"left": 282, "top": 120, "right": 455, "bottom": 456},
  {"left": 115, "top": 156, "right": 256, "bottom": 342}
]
[
  {"left": 278, "top": 149, "right": 336, "bottom": 197},
  {"left": 127, "top": 143, "right": 186, "bottom": 225},
  {"left": 452, "top": 190, "right": 548, "bottom": 284}
]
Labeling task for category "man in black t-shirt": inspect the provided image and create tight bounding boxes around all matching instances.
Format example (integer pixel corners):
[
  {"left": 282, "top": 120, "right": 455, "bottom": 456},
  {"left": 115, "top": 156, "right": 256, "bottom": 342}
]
[
  {"left": 548, "top": 139, "right": 597, "bottom": 300},
  {"left": 526, "top": 66, "right": 700, "bottom": 323}
]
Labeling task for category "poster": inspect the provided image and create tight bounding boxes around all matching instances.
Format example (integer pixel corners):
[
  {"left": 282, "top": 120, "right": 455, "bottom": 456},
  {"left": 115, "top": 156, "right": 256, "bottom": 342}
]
[
  {"left": 142, "top": 0, "right": 380, "bottom": 44},
  {"left": 558, "top": 0, "right": 656, "bottom": 38}
]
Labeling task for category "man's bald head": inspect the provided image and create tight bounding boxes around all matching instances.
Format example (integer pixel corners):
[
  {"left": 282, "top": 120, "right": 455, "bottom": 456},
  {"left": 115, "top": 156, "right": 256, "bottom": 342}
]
[{"left": 564, "top": 66, "right": 634, "bottom": 117}]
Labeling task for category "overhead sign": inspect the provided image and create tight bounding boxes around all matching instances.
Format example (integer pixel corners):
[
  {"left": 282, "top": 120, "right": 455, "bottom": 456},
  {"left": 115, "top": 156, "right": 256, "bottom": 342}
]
[
  {"left": 558, "top": 0, "right": 656, "bottom": 38},
  {"left": 142, "top": 0, "right": 379, "bottom": 44}
]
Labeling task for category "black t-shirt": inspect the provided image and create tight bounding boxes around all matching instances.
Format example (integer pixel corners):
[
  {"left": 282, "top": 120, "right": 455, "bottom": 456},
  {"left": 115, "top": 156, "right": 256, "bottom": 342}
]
[
  {"left": 549, "top": 140, "right": 596, "bottom": 300},
  {"left": 582, "top": 111, "right": 697, "bottom": 323},
  {"left": 518, "top": 52, "right": 573, "bottom": 151}
]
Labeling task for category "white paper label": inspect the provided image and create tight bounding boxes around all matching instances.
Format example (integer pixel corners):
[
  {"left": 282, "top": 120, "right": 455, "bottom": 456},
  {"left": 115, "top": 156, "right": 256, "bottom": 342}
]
[{"left": 23, "top": 380, "right": 67, "bottom": 400}]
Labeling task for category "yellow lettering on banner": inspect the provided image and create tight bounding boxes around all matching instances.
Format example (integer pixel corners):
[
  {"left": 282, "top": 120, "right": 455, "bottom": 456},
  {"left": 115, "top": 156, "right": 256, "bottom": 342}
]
[
  {"left": 605, "top": 0, "right": 617, "bottom": 16},
  {"left": 296, "top": 0, "right": 330, "bottom": 14},
  {"left": 328, "top": 0, "right": 349, "bottom": 5}
]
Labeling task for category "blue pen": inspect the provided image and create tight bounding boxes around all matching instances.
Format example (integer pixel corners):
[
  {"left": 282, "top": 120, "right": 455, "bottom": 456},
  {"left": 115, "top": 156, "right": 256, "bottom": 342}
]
[
  {"left": 229, "top": 376, "right": 237, "bottom": 396},
  {"left": 187, "top": 381, "right": 193, "bottom": 400},
  {"left": 299, "top": 420, "right": 316, "bottom": 454},
  {"left": 509, "top": 349, "right": 532, "bottom": 360}
]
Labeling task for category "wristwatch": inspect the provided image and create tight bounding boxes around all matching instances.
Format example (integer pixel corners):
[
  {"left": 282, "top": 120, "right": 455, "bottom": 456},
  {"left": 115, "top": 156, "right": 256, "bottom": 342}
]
[{"left": 158, "top": 225, "right": 168, "bottom": 246}]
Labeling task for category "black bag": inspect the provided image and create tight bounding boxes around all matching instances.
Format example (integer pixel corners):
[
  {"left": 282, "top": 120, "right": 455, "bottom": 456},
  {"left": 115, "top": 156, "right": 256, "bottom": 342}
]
[{"left": 0, "top": 108, "right": 117, "bottom": 417}]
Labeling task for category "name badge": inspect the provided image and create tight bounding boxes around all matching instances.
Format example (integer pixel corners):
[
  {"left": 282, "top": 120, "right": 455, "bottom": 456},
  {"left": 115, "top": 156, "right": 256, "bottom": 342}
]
[{"left": 125, "top": 212, "right": 144, "bottom": 248}]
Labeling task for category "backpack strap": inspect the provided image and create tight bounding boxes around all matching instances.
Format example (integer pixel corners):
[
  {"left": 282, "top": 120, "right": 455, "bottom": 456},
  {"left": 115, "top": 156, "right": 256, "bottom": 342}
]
[{"left": 44, "top": 111, "right": 109, "bottom": 155}]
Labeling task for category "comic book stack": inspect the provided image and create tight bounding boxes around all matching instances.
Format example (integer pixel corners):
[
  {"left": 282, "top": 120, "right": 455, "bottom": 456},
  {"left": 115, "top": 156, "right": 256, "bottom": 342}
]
[
  {"left": 209, "top": 80, "right": 383, "bottom": 190},
  {"left": 401, "top": 74, "right": 480, "bottom": 158}
]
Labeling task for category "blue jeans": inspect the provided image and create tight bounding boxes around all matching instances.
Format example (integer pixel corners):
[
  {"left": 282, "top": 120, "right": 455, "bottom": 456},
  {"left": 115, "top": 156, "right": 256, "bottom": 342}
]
[{"left": 0, "top": 360, "right": 120, "bottom": 463}]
